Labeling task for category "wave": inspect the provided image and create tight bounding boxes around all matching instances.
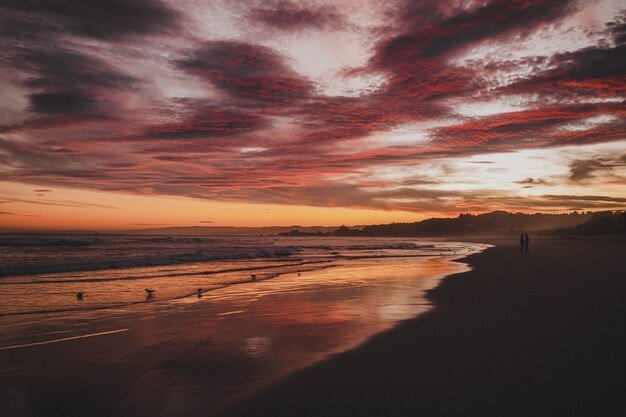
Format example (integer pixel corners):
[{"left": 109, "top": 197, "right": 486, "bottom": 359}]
[
  {"left": 0, "top": 235, "right": 456, "bottom": 279},
  {"left": 141, "top": 236, "right": 219, "bottom": 244},
  {"left": 0, "top": 260, "right": 329, "bottom": 285},
  {"left": 0, "top": 236, "right": 104, "bottom": 247},
  {"left": 0, "top": 264, "right": 336, "bottom": 317},
  {"left": 0, "top": 247, "right": 303, "bottom": 278}
]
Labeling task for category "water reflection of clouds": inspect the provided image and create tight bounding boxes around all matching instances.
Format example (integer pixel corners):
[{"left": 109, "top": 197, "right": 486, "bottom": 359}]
[
  {"left": 245, "top": 336, "right": 271, "bottom": 357},
  {"left": 378, "top": 303, "right": 412, "bottom": 321}
]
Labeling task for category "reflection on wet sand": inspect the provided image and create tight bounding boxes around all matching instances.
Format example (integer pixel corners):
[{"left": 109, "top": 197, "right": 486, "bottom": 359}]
[{"left": 0, "top": 243, "right": 486, "bottom": 417}]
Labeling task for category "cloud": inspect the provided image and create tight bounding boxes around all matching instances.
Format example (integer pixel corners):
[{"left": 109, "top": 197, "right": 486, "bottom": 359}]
[
  {"left": 2, "top": 40, "right": 139, "bottom": 130},
  {"left": 0, "top": 0, "right": 624, "bottom": 218},
  {"left": 431, "top": 103, "right": 624, "bottom": 149},
  {"left": 13, "top": 48, "right": 138, "bottom": 91},
  {"left": 248, "top": 1, "right": 345, "bottom": 31},
  {"left": 568, "top": 155, "right": 626, "bottom": 182},
  {"left": 0, "top": 211, "right": 43, "bottom": 217},
  {"left": 177, "top": 41, "right": 313, "bottom": 105},
  {"left": 516, "top": 177, "right": 552, "bottom": 186},
  {"left": 28, "top": 91, "right": 102, "bottom": 116},
  {"left": 500, "top": 12, "right": 626, "bottom": 99},
  {"left": 145, "top": 106, "right": 267, "bottom": 140},
  {"left": 398, "top": 0, "right": 575, "bottom": 59},
  {"left": 0, "top": 197, "right": 118, "bottom": 209},
  {"left": 1, "top": 0, "right": 180, "bottom": 41}
]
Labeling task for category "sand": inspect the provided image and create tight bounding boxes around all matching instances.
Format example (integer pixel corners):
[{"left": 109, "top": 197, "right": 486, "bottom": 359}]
[
  {"left": 218, "top": 236, "right": 626, "bottom": 417},
  {"left": 2, "top": 237, "right": 624, "bottom": 417}
]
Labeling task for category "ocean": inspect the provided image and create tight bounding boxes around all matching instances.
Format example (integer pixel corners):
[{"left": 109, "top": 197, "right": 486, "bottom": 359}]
[
  {"left": 0, "top": 235, "right": 485, "bottom": 316},
  {"left": 0, "top": 235, "right": 488, "bottom": 416}
]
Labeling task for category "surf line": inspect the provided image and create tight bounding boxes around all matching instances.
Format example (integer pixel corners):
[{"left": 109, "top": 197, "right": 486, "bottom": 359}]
[{"left": 0, "top": 328, "right": 130, "bottom": 351}]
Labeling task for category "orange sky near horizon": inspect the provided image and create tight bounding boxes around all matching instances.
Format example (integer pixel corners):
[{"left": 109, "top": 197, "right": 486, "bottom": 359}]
[{"left": 0, "top": 181, "right": 429, "bottom": 230}]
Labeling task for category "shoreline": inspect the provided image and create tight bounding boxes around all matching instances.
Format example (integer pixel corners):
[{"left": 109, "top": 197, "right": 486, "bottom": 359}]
[
  {"left": 1, "top": 244, "right": 481, "bottom": 416},
  {"left": 218, "top": 236, "right": 626, "bottom": 417}
]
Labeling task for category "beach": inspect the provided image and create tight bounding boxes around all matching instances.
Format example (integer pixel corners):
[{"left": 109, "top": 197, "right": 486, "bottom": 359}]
[
  {"left": 218, "top": 236, "right": 626, "bottom": 417},
  {"left": 1, "top": 236, "right": 624, "bottom": 416},
  {"left": 0, "top": 237, "right": 485, "bottom": 416}
]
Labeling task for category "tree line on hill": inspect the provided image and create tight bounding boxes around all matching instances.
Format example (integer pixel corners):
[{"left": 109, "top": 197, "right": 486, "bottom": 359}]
[
  {"left": 278, "top": 211, "right": 626, "bottom": 237},
  {"left": 548, "top": 211, "right": 626, "bottom": 235}
]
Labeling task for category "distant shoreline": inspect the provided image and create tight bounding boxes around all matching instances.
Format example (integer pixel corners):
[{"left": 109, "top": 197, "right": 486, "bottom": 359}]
[{"left": 2, "top": 210, "right": 624, "bottom": 236}]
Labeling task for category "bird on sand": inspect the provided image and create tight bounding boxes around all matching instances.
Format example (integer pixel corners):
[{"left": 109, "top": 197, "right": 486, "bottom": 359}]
[
  {"left": 250, "top": 274, "right": 257, "bottom": 281},
  {"left": 145, "top": 288, "right": 155, "bottom": 296},
  {"left": 76, "top": 292, "right": 84, "bottom": 300}
]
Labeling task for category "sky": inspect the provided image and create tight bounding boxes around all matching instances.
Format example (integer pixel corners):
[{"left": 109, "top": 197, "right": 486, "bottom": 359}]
[{"left": 0, "top": 0, "right": 625, "bottom": 230}]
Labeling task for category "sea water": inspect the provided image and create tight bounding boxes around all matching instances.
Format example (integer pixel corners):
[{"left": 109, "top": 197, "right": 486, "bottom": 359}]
[
  {"left": 0, "top": 235, "right": 483, "bottom": 316},
  {"left": 0, "top": 235, "right": 488, "bottom": 416}
]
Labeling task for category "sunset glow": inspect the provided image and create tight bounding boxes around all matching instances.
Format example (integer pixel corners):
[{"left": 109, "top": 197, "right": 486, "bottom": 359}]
[{"left": 1, "top": 0, "right": 625, "bottom": 230}]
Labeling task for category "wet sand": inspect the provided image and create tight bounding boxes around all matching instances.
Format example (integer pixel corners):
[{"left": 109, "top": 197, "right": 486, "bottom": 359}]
[
  {"left": 0, "top": 251, "right": 480, "bottom": 417},
  {"left": 218, "top": 237, "right": 626, "bottom": 417}
]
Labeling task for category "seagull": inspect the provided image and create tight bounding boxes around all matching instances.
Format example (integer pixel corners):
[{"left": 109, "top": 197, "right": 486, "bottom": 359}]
[
  {"left": 197, "top": 288, "right": 203, "bottom": 294},
  {"left": 145, "top": 288, "right": 155, "bottom": 296},
  {"left": 250, "top": 274, "right": 257, "bottom": 281},
  {"left": 76, "top": 292, "right": 84, "bottom": 300},
  {"left": 297, "top": 270, "right": 301, "bottom": 276}
]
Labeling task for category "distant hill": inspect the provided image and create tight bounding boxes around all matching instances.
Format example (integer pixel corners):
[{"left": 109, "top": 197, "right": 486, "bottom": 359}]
[
  {"left": 120, "top": 225, "right": 343, "bottom": 236},
  {"left": 7, "top": 211, "right": 622, "bottom": 237},
  {"left": 280, "top": 211, "right": 598, "bottom": 237},
  {"left": 549, "top": 211, "right": 626, "bottom": 235}
]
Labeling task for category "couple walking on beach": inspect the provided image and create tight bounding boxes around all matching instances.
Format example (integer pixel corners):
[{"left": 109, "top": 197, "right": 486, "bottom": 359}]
[{"left": 520, "top": 233, "right": 530, "bottom": 254}]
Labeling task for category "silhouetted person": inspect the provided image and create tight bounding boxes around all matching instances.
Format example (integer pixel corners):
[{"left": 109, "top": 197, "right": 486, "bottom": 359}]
[
  {"left": 520, "top": 234, "right": 524, "bottom": 254},
  {"left": 524, "top": 233, "right": 529, "bottom": 254}
]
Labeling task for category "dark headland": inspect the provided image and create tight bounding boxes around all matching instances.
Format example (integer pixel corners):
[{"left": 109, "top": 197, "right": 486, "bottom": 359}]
[{"left": 218, "top": 236, "right": 626, "bottom": 417}]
